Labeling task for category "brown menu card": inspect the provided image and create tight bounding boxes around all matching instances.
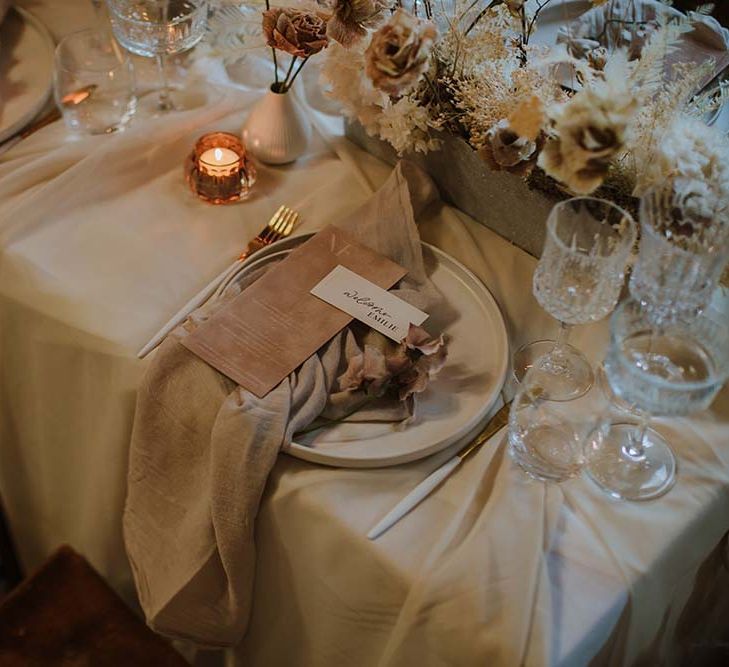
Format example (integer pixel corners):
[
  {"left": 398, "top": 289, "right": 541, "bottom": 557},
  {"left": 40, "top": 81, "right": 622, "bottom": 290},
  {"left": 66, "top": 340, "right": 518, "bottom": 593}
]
[{"left": 181, "top": 225, "right": 407, "bottom": 398}]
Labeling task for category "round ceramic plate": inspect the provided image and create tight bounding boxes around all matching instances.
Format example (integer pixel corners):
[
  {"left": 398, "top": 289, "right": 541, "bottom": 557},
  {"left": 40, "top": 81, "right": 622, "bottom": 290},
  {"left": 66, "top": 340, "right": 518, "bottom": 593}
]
[
  {"left": 0, "top": 7, "right": 55, "bottom": 143},
  {"left": 224, "top": 234, "right": 509, "bottom": 468}
]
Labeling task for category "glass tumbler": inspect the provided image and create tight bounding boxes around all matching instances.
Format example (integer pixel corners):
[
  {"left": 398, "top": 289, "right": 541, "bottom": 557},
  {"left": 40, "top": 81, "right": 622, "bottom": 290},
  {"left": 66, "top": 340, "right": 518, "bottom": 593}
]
[
  {"left": 508, "top": 366, "right": 587, "bottom": 483},
  {"left": 630, "top": 185, "right": 729, "bottom": 325},
  {"left": 513, "top": 197, "right": 637, "bottom": 401},
  {"left": 53, "top": 29, "right": 137, "bottom": 135},
  {"left": 585, "top": 299, "right": 729, "bottom": 501}
]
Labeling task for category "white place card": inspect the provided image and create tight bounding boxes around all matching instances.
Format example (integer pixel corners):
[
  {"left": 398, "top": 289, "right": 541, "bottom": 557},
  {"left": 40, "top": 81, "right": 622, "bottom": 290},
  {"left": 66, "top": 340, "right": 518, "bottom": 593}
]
[{"left": 311, "top": 265, "right": 428, "bottom": 342}]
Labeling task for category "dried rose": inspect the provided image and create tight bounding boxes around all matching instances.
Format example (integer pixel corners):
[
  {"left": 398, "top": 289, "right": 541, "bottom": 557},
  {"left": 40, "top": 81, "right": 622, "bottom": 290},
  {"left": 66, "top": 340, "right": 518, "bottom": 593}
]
[
  {"left": 327, "top": 0, "right": 388, "bottom": 48},
  {"left": 262, "top": 7, "right": 329, "bottom": 58},
  {"left": 538, "top": 52, "right": 637, "bottom": 194},
  {"left": 539, "top": 122, "right": 621, "bottom": 194},
  {"left": 364, "top": 9, "right": 437, "bottom": 97},
  {"left": 479, "top": 119, "right": 541, "bottom": 177}
]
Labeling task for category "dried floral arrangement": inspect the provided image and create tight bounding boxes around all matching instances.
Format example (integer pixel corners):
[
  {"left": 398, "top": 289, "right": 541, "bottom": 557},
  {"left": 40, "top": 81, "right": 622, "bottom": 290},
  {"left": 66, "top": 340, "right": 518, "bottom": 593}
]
[{"left": 318, "top": 0, "right": 729, "bottom": 237}]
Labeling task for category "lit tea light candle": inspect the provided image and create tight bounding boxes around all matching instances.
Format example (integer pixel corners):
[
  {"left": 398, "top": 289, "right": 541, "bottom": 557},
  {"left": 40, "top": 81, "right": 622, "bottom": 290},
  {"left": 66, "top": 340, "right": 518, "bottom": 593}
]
[
  {"left": 185, "top": 132, "right": 257, "bottom": 204},
  {"left": 199, "top": 146, "right": 240, "bottom": 178}
]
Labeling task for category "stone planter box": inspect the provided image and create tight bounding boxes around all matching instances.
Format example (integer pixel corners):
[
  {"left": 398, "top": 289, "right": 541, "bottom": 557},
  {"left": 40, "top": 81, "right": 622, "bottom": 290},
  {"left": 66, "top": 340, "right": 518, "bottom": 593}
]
[{"left": 345, "top": 121, "right": 560, "bottom": 258}]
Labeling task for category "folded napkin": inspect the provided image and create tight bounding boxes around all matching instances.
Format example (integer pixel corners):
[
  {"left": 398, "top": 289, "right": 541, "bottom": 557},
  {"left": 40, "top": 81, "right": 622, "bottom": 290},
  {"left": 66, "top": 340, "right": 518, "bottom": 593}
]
[{"left": 123, "top": 162, "right": 441, "bottom": 647}]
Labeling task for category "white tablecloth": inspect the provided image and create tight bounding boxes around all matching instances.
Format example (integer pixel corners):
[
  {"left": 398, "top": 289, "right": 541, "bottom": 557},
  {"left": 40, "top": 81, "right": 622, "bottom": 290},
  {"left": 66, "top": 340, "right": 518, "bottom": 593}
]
[{"left": 1, "top": 2, "right": 729, "bottom": 665}]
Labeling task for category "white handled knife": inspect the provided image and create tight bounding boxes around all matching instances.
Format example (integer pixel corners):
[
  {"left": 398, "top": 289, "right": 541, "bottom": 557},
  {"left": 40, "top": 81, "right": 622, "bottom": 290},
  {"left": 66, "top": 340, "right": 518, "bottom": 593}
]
[{"left": 367, "top": 400, "right": 511, "bottom": 540}]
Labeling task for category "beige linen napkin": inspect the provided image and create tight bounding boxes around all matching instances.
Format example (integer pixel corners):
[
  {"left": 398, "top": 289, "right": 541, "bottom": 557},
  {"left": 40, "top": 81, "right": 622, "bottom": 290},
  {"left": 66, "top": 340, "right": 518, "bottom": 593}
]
[{"left": 123, "top": 162, "right": 440, "bottom": 647}]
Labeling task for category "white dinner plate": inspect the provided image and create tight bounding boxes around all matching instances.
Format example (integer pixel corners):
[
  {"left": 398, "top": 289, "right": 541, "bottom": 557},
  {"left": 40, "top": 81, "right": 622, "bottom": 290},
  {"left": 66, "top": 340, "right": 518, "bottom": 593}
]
[
  {"left": 224, "top": 233, "right": 509, "bottom": 468},
  {"left": 0, "top": 7, "right": 55, "bottom": 143}
]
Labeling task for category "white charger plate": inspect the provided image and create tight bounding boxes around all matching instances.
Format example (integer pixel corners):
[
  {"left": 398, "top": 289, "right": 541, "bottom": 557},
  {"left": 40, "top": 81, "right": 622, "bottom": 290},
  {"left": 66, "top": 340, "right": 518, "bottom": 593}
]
[
  {"left": 224, "top": 234, "right": 509, "bottom": 468},
  {"left": 0, "top": 7, "right": 55, "bottom": 143}
]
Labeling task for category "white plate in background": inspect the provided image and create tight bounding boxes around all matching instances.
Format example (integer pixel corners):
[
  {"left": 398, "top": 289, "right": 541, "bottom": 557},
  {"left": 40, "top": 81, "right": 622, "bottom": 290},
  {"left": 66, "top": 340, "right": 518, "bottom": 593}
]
[{"left": 0, "top": 7, "right": 54, "bottom": 143}]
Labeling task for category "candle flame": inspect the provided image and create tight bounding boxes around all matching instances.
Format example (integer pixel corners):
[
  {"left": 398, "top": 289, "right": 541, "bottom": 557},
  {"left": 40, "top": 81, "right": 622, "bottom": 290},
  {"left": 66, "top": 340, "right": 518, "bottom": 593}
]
[{"left": 214, "top": 148, "right": 223, "bottom": 162}]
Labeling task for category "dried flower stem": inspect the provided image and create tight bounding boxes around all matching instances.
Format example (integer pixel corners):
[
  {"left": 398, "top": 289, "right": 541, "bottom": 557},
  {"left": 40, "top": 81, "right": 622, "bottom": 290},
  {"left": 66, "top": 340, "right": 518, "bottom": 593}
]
[
  {"left": 525, "top": 0, "right": 557, "bottom": 45},
  {"left": 287, "top": 55, "right": 310, "bottom": 89},
  {"left": 284, "top": 55, "right": 298, "bottom": 84},
  {"left": 464, "top": 0, "right": 500, "bottom": 37},
  {"left": 264, "top": 0, "right": 280, "bottom": 85}
]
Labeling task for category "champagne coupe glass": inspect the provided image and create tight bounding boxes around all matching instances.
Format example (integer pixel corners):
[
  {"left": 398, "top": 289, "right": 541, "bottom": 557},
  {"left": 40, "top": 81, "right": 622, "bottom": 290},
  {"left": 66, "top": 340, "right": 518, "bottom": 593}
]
[
  {"left": 630, "top": 184, "right": 729, "bottom": 325},
  {"left": 513, "top": 197, "right": 637, "bottom": 401},
  {"left": 508, "top": 366, "right": 587, "bottom": 482},
  {"left": 106, "top": 0, "right": 209, "bottom": 113},
  {"left": 585, "top": 299, "right": 729, "bottom": 501}
]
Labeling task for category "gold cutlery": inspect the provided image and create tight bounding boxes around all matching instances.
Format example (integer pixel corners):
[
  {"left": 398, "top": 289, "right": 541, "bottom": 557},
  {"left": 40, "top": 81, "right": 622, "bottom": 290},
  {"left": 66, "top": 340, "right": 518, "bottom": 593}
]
[
  {"left": 137, "top": 205, "right": 300, "bottom": 359},
  {"left": 211, "top": 205, "right": 299, "bottom": 300},
  {"left": 367, "top": 400, "right": 512, "bottom": 540}
]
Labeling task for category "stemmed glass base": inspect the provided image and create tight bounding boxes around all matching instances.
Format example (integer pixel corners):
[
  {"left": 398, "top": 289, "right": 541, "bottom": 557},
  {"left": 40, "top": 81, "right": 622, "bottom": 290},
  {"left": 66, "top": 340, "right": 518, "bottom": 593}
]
[
  {"left": 513, "top": 339, "right": 594, "bottom": 401},
  {"left": 135, "top": 86, "right": 208, "bottom": 115},
  {"left": 585, "top": 423, "right": 677, "bottom": 501}
]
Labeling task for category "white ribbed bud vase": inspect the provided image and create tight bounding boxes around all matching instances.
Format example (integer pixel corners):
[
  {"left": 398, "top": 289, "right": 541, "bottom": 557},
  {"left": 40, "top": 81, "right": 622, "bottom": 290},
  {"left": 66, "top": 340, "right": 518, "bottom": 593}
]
[{"left": 242, "top": 86, "right": 311, "bottom": 165}]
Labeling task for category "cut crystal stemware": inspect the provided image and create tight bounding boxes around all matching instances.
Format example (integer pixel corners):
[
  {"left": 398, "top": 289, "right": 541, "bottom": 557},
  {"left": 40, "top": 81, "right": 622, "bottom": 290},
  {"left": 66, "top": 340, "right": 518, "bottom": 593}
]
[
  {"left": 513, "top": 197, "right": 637, "bottom": 401},
  {"left": 585, "top": 299, "right": 729, "bottom": 501}
]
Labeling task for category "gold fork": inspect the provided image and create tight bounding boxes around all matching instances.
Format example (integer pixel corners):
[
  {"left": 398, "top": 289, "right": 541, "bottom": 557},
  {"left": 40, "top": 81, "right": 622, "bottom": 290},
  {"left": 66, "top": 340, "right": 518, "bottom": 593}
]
[
  {"left": 214, "top": 205, "right": 299, "bottom": 299},
  {"left": 238, "top": 205, "right": 299, "bottom": 261},
  {"left": 137, "top": 205, "right": 300, "bottom": 358}
]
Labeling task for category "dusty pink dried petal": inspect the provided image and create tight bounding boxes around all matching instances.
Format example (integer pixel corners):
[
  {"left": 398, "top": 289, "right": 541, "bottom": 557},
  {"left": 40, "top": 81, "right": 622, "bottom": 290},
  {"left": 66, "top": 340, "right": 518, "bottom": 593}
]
[
  {"left": 397, "top": 365, "right": 430, "bottom": 400},
  {"left": 404, "top": 323, "right": 445, "bottom": 357},
  {"left": 361, "top": 345, "right": 387, "bottom": 380},
  {"left": 416, "top": 344, "right": 448, "bottom": 377},
  {"left": 338, "top": 352, "right": 364, "bottom": 390},
  {"left": 384, "top": 342, "right": 412, "bottom": 376}
]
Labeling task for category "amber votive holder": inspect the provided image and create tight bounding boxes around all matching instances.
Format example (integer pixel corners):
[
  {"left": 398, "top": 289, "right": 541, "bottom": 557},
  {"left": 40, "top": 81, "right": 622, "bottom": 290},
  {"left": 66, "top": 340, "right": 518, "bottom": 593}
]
[{"left": 185, "top": 132, "right": 257, "bottom": 204}]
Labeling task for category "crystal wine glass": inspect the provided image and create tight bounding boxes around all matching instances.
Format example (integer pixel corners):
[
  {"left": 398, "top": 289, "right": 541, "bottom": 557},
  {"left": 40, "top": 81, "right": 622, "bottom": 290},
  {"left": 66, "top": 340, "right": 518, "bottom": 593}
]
[
  {"left": 630, "top": 184, "right": 729, "bottom": 325},
  {"left": 508, "top": 365, "right": 587, "bottom": 482},
  {"left": 106, "top": 0, "right": 209, "bottom": 112},
  {"left": 513, "top": 197, "right": 637, "bottom": 401},
  {"left": 585, "top": 299, "right": 729, "bottom": 501}
]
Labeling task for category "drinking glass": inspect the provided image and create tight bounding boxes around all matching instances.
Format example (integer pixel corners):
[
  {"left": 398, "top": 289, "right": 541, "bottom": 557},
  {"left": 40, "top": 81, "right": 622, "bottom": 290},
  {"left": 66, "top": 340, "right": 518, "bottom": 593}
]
[
  {"left": 106, "top": 0, "right": 209, "bottom": 112},
  {"left": 630, "top": 185, "right": 729, "bottom": 325},
  {"left": 585, "top": 299, "right": 729, "bottom": 501},
  {"left": 53, "top": 29, "right": 136, "bottom": 135},
  {"left": 508, "top": 366, "right": 587, "bottom": 482},
  {"left": 513, "top": 197, "right": 637, "bottom": 401}
]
